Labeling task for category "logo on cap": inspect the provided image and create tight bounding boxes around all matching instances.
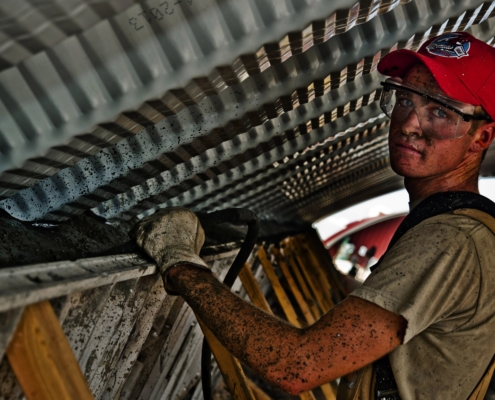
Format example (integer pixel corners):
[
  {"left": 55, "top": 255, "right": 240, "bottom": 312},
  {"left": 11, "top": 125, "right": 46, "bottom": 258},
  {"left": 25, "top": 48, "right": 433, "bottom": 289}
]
[{"left": 426, "top": 33, "right": 470, "bottom": 59}]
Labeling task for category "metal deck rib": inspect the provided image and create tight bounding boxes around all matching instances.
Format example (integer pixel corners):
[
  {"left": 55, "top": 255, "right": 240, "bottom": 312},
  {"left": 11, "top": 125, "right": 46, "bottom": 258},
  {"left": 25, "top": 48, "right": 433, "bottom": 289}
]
[
  {"left": 0, "top": 0, "right": 137, "bottom": 71},
  {"left": 0, "top": 0, "right": 372, "bottom": 183},
  {"left": 0, "top": 0, "right": 494, "bottom": 230}
]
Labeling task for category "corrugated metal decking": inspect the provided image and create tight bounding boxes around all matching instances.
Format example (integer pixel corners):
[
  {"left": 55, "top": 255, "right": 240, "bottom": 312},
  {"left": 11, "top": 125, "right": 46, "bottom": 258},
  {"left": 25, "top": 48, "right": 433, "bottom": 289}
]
[{"left": 1, "top": 0, "right": 494, "bottom": 232}]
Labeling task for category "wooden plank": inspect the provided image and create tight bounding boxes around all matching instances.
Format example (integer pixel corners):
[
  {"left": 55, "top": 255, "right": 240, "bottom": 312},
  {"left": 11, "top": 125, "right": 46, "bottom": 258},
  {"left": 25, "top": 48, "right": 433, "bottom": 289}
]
[
  {"left": 281, "top": 241, "right": 338, "bottom": 400},
  {"left": 61, "top": 284, "right": 114, "bottom": 360},
  {"left": 118, "top": 360, "right": 145, "bottom": 400},
  {"left": 0, "top": 357, "right": 24, "bottom": 400},
  {"left": 102, "top": 274, "right": 166, "bottom": 400},
  {"left": 138, "top": 301, "right": 195, "bottom": 399},
  {"left": 6, "top": 300, "right": 94, "bottom": 400},
  {"left": 321, "top": 382, "right": 338, "bottom": 400},
  {"left": 146, "top": 309, "right": 202, "bottom": 399},
  {"left": 271, "top": 247, "right": 316, "bottom": 324},
  {"left": 0, "top": 307, "right": 24, "bottom": 363},
  {"left": 296, "top": 237, "right": 335, "bottom": 308},
  {"left": 288, "top": 238, "right": 332, "bottom": 312},
  {"left": 238, "top": 263, "right": 271, "bottom": 311},
  {"left": 50, "top": 293, "right": 79, "bottom": 323},
  {"left": 78, "top": 280, "right": 138, "bottom": 382},
  {"left": 257, "top": 246, "right": 300, "bottom": 325},
  {"left": 127, "top": 296, "right": 185, "bottom": 400},
  {"left": 157, "top": 322, "right": 204, "bottom": 399},
  {"left": 247, "top": 378, "right": 272, "bottom": 400},
  {"left": 281, "top": 241, "right": 321, "bottom": 319},
  {"left": 304, "top": 231, "right": 347, "bottom": 301},
  {"left": 290, "top": 238, "right": 334, "bottom": 311},
  {"left": 239, "top": 262, "right": 319, "bottom": 400},
  {"left": 91, "top": 275, "right": 160, "bottom": 399},
  {"left": 167, "top": 336, "right": 203, "bottom": 400},
  {"left": 198, "top": 318, "right": 256, "bottom": 400}
]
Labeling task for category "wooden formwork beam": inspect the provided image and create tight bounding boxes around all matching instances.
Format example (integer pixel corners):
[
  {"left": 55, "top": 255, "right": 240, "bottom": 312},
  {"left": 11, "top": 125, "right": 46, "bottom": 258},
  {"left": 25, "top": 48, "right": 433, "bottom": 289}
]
[
  {"left": 197, "top": 317, "right": 256, "bottom": 400},
  {"left": 286, "top": 238, "right": 333, "bottom": 312},
  {"left": 6, "top": 300, "right": 94, "bottom": 400},
  {"left": 256, "top": 247, "right": 300, "bottom": 326},
  {"left": 292, "top": 236, "right": 335, "bottom": 311},
  {"left": 303, "top": 231, "right": 347, "bottom": 301},
  {"left": 239, "top": 262, "right": 317, "bottom": 400},
  {"left": 251, "top": 249, "right": 336, "bottom": 400},
  {"left": 271, "top": 247, "right": 316, "bottom": 325},
  {"left": 280, "top": 240, "right": 322, "bottom": 319}
]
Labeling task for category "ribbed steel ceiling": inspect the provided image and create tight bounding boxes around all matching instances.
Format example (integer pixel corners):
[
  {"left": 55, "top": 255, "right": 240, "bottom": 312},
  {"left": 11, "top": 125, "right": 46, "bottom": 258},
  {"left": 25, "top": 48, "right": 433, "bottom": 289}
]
[{"left": 1, "top": 0, "right": 495, "bottom": 233}]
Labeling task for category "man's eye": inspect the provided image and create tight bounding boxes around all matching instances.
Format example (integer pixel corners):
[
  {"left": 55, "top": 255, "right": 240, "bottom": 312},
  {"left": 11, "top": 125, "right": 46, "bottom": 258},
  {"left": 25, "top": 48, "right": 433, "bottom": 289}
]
[
  {"left": 396, "top": 98, "right": 413, "bottom": 107},
  {"left": 432, "top": 107, "right": 449, "bottom": 119}
]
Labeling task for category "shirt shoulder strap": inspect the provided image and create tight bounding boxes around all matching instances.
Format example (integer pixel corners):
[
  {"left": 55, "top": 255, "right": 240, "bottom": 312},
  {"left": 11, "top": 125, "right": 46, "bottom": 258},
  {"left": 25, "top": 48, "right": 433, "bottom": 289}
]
[
  {"left": 453, "top": 208, "right": 495, "bottom": 235},
  {"left": 371, "top": 191, "right": 495, "bottom": 272}
]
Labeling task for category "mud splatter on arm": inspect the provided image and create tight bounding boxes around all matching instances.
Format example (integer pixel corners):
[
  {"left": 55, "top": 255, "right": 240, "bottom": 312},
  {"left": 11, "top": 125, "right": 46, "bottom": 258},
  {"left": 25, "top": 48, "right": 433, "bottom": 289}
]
[{"left": 168, "top": 265, "right": 406, "bottom": 395}]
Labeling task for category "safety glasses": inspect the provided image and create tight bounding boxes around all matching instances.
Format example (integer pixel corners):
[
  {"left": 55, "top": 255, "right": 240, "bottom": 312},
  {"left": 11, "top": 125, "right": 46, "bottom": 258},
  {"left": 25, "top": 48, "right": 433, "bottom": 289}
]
[{"left": 380, "top": 79, "right": 490, "bottom": 139}]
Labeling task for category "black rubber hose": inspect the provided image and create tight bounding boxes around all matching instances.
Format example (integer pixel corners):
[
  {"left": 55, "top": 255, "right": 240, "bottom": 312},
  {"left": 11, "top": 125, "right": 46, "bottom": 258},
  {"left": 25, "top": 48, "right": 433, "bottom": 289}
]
[{"left": 197, "top": 208, "right": 259, "bottom": 400}]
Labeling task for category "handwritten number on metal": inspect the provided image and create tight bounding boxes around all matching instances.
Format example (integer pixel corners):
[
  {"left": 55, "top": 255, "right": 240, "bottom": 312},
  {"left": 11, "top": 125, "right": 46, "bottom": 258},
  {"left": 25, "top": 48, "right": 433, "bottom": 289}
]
[
  {"left": 129, "top": 17, "right": 144, "bottom": 31},
  {"left": 130, "top": 0, "right": 193, "bottom": 30},
  {"left": 150, "top": 7, "right": 164, "bottom": 20},
  {"left": 160, "top": 1, "right": 174, "bottom": 15},
  {"left": 139, "top": 12, "right": 152, "bottom": 22}
]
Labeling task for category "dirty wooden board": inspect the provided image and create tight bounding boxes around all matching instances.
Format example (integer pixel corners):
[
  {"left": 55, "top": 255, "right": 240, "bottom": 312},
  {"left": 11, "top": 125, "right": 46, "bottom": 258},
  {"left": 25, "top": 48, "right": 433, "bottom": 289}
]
[
  {"left": 154, "top": 322, "right": 204, "bottom": 399},
  {"left": 0, "top": 307, "right": 24, "bottom": 363},
  {"left": 77, "top": 279, "right": 138, "bottom": 382},
  {"left": 50, "top": 292, "right": 81, "bottom": 323},
  {"left": 0, "top": 355, "right": 24, "bottom": 400},
  {"left": 0, "top": 248, "right": 241, "bottom": 399},
  {"left": 125, "top": 296, "right": 185, "bottom": 400},
  {"left": 167, "top": 334, "right": 203, "bottom": 399},
  {"left": 90, "top": 275, "right": 158, "bottom": 398},
  {"left": 126, "top": 250, "right": 238, "bottom": 399},
  {"left": 102, "top": 275, "right": 166, "bottom": 400},
  {"left": 138, "top": 302, "right": 196, "bottom": 399},
  {"left": 60, "top": 284, "right": 115, "bottom": 360},
  {"left": 0, "top": 254, "right": 156, "bottom": 312}
]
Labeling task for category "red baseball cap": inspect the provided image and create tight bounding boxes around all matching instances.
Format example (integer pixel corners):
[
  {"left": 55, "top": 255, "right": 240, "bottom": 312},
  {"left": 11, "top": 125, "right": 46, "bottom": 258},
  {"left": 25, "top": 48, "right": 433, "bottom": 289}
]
[{"left": 378, "top": 32, "right": 495, "bottom": 120}]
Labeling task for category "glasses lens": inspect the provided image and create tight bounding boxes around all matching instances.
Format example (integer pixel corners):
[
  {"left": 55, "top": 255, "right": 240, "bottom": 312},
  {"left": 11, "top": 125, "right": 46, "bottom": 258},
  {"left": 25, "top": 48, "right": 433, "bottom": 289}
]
[
  {"left": 380, "top": 87, "right": 396, "bottom": 118},
  {"left": 380, "top": 83, "right": 469, "bottom": 139}
]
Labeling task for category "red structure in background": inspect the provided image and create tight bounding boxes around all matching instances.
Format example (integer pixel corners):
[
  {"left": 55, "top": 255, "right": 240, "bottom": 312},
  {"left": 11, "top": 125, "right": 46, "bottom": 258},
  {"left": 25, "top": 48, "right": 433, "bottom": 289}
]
[{"left": 325, "top": 214, "right": 406, "bottom": 266}]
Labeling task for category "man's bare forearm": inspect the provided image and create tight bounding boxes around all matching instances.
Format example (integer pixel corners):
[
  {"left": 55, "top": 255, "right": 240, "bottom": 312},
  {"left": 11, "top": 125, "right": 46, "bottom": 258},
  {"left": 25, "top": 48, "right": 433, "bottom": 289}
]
[
  {"left": 167, "top": 265, "right": 406, "bottom": 395},
  {"left": 167, "top": 265, "right": 305, "bottom": 392}
]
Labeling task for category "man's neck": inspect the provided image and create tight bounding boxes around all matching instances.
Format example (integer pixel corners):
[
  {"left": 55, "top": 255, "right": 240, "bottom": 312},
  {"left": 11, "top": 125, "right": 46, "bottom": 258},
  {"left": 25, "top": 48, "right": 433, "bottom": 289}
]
[{"left": 404, "top": 172, "right": 480, "bottom": 202}]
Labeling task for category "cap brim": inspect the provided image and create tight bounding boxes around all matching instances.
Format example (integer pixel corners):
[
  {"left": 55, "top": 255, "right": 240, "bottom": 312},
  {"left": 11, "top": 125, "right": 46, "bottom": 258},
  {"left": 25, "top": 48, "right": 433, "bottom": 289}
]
[{"left": 378, "top": 49, "right": 480, "bottom": 106}]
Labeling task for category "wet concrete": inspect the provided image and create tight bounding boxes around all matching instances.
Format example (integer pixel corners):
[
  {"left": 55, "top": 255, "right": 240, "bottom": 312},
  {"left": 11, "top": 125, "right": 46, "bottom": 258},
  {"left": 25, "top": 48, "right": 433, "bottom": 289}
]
[{"left": 0, "top": 209, "right": 135, "bottom": 268}]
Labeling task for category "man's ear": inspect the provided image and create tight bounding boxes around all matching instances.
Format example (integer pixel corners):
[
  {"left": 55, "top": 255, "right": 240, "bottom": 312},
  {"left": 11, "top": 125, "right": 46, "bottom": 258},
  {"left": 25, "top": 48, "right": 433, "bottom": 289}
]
[{"left": 470, "top": 122, "right": 495, "bottom": 153}]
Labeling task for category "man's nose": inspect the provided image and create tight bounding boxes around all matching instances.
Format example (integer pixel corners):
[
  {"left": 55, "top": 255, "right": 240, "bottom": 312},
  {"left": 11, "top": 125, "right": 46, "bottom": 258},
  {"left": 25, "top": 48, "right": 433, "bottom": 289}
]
[{"left": 398, "top": 107, "right": 423, "bottom": 137}]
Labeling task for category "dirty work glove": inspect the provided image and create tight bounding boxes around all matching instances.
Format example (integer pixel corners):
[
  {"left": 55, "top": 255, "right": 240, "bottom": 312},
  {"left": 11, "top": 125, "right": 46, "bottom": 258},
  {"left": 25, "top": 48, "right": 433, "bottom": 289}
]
[{"left": 131, "top": 207, "right": 209, "bottom": 294}]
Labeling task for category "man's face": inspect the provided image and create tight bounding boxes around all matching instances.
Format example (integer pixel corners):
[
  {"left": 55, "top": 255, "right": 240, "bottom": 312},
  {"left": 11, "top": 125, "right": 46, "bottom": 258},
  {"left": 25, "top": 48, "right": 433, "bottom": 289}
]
[{"left": 388, "top": 64, "right": 477, "bottom": 179}]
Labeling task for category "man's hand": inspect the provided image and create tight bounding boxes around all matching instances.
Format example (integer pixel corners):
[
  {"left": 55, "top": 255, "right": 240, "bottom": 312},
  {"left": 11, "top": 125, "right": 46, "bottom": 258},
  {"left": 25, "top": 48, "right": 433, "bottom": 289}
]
[{"left": 130, "top": 207, "right": 209, "bottom": 294}]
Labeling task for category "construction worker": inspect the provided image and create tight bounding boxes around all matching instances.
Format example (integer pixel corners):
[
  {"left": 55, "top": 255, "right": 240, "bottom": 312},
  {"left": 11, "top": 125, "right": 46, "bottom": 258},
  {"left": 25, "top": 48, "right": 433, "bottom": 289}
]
[{"left": 132, "top": 32, "right": 495, "bottom": 399}]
